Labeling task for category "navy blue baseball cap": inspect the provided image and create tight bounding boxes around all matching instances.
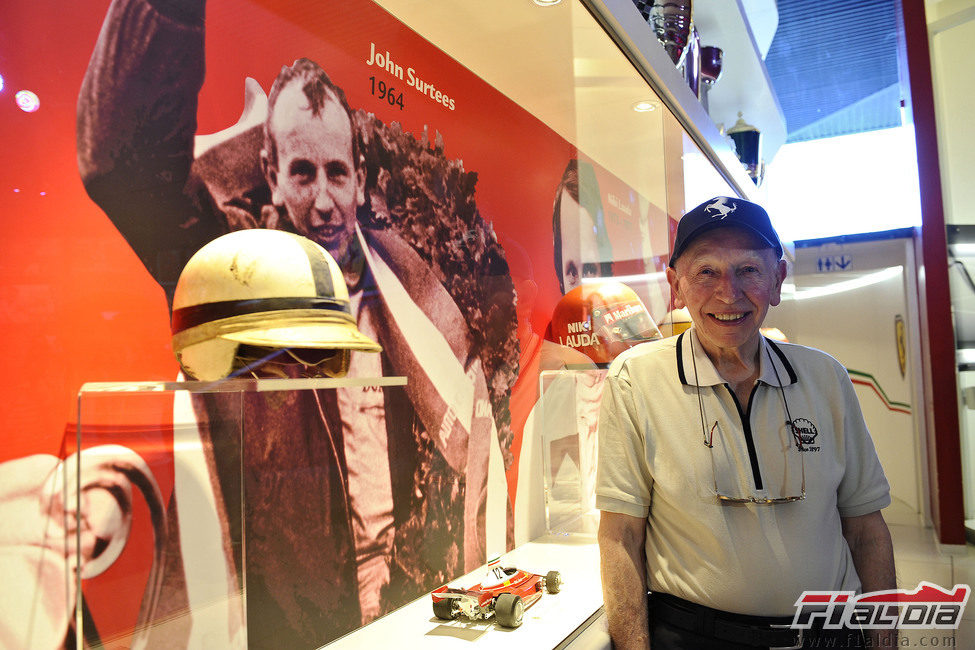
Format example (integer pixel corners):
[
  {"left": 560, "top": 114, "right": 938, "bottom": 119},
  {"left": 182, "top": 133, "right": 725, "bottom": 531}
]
[{"left": 668, "top": 196, "right": 783, "bottom": 268}]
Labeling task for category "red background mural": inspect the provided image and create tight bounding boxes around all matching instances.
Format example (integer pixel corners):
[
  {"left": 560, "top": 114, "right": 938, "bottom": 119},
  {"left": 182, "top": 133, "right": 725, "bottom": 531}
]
[{"left": 0, "top": 0, "right": 670, "bottom": 645}]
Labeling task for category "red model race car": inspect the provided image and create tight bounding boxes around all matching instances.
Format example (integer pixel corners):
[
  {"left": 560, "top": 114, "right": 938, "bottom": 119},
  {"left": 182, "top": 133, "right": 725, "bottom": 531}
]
[{"left": 431, "top": 556, "right": 562, "bottom": 628}]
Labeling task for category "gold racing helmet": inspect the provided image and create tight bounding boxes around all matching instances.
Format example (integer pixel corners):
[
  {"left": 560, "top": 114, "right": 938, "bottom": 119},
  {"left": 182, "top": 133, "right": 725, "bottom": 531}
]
[{"left": 171, "top": 229, "right": 381, "bottom": 381}]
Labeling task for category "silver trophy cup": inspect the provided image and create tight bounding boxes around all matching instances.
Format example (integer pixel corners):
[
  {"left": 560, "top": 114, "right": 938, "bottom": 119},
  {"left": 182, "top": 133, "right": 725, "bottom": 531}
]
[{"left": 633, "top": 1, "right": 693, "bottom": 68}]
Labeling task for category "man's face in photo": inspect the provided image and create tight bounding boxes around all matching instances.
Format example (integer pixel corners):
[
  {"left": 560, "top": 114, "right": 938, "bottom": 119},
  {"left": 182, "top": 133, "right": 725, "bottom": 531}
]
[
  {"left": 558, "top": 189, "right": 601, "bottom": 294},
  {"left": 265, "top": 82, "right": 365, "bottom": 267}
]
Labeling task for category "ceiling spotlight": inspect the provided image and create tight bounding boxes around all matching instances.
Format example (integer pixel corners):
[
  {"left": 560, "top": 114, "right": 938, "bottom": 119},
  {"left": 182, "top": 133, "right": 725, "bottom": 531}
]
[
  {"left": 632, "top": 100, "right": 656, "bottom": 112},
  {"left": 533, "top": 0, "right": 563, "bottom": 6},
  {"left": 0, "top": 74, "right": 5, "bottom": 93},
  {"left": 15, "top": 90, "right": 40, "bottom": 113}
]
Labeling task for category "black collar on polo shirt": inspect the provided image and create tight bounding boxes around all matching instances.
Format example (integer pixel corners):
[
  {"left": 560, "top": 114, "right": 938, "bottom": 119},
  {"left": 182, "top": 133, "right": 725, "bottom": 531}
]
[{"left": 675, "top": 329, "right": 798, "bottom": 388}]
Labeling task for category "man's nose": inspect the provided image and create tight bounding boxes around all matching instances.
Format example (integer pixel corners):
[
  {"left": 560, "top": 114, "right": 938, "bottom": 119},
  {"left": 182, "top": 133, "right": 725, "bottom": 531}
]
[
  {"left": 312, "top": 180, "right": 336, "bottom": 217},
  {"left": 715, "top": 274, "right": 743, "bottom": 301}
]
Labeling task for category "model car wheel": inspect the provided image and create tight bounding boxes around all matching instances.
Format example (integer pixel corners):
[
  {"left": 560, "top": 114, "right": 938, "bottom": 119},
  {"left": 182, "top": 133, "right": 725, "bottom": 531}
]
[
  {"left": 545, "top": 570, "right": 562, "bottom": 594},
  {"left": 432, "top": 597, "right": 458, "bottom": 621},
  {"left": 494, "top": 593, "right": 524, "bottom": 628}
]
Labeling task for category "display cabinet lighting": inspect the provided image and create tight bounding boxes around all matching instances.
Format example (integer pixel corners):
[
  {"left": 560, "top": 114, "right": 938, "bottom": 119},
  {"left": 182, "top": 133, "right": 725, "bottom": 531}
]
[
  {"left": 15, "top": 90, "right": 39, "bottom": 113},
  {"left": 791, "top": 266, "right": 902, "bottom": 301}
]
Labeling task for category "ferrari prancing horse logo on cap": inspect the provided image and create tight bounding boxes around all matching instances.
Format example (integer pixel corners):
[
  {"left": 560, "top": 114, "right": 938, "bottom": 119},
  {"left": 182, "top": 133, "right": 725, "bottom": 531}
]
[{"left": 705, "top": 197, "right": 737, "bottom": 220}]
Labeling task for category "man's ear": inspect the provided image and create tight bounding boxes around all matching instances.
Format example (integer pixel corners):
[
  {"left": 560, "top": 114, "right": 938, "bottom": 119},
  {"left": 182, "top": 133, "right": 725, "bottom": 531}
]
[
  {"left": 355, "top": 156, "right": 366, "bottom": 208},
  {"left": 261, "top": 149, "right": 282, "bottom": 206},
  {"left": 769, "top": 258, "right": 788, "bottom": 307},
  {"left": 666, "top": 266, "right": 686, "bottom": 309}
]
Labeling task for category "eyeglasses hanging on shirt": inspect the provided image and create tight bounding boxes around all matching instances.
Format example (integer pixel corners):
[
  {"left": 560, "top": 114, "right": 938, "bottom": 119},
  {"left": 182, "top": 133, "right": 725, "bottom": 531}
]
[{"left": 690, "top": 336, "right": 806, "bottom": 505}]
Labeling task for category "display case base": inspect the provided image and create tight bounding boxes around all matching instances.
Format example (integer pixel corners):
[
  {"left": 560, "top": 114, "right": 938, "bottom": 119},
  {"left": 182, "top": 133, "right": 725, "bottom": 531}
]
[{"left": 322, "top": 534, "right": 606, "bottom": 649}]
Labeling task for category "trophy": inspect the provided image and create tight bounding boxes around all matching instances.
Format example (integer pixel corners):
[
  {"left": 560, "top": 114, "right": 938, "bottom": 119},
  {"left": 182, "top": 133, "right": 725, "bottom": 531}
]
[
  {"left": 683, "top": 26, "right": 701, "bottom": 98},
  {"left": 633, "top": 1, "right": 694, "bottom": 68},
  {"left": 700, "top": 46, "right": 724, "bottom": 88},
  {"left": 699, "top": 45, "right": 723, "bottom": 111},
  {"left": 726, "top": 112, "right": 764, "bottom": 185}
]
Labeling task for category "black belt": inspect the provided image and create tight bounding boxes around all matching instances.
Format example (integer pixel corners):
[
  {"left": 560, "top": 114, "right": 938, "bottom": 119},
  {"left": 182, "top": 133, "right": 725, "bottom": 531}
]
[{"left": 650, "top": 592, "right": 803, "bottom": 649}]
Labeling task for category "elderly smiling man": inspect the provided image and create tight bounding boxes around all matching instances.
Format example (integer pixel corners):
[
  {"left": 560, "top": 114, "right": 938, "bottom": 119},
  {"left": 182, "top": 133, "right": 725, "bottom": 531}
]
[{"left": 596, "top": 197, "right": 895, "bottom": 649}]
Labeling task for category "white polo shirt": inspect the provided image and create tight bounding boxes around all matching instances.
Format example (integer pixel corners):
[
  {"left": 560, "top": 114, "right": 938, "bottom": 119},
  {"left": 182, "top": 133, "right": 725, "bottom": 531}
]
[{"left": 595, "top": 329, "right": 890, "bottom": 616}]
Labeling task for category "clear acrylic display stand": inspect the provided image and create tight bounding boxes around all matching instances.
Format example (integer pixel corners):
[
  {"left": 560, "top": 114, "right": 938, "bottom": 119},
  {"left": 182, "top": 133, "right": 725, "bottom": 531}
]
[
  {"left": 537, "top": 369, "right": 607, "bottom": 537},
  {"left": 72, "top": 375, "right": 405, "bottom": 649},
  {"left": 69, "top": 373, "right": 606, "bottom": 649}
]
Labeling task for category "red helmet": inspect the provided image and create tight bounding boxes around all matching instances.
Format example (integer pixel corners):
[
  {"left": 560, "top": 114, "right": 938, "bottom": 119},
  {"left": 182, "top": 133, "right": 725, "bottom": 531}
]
[{"left": 549, "top": 281, "right": 661, "bottom": 364}]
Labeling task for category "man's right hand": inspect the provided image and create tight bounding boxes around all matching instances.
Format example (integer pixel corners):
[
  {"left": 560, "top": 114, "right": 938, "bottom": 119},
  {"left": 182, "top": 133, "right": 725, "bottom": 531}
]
[{"left": 598, "top": 510, "right": 651, "bottom": 649}]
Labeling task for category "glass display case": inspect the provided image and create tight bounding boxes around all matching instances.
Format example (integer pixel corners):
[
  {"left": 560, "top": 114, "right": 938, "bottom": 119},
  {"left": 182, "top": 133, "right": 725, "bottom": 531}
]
[
  {"left": 2, "top": 0, "right": 778, "bottom": 646},
  {"left": 69, "top": 375, "right": 606, "bottom": 648}
]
